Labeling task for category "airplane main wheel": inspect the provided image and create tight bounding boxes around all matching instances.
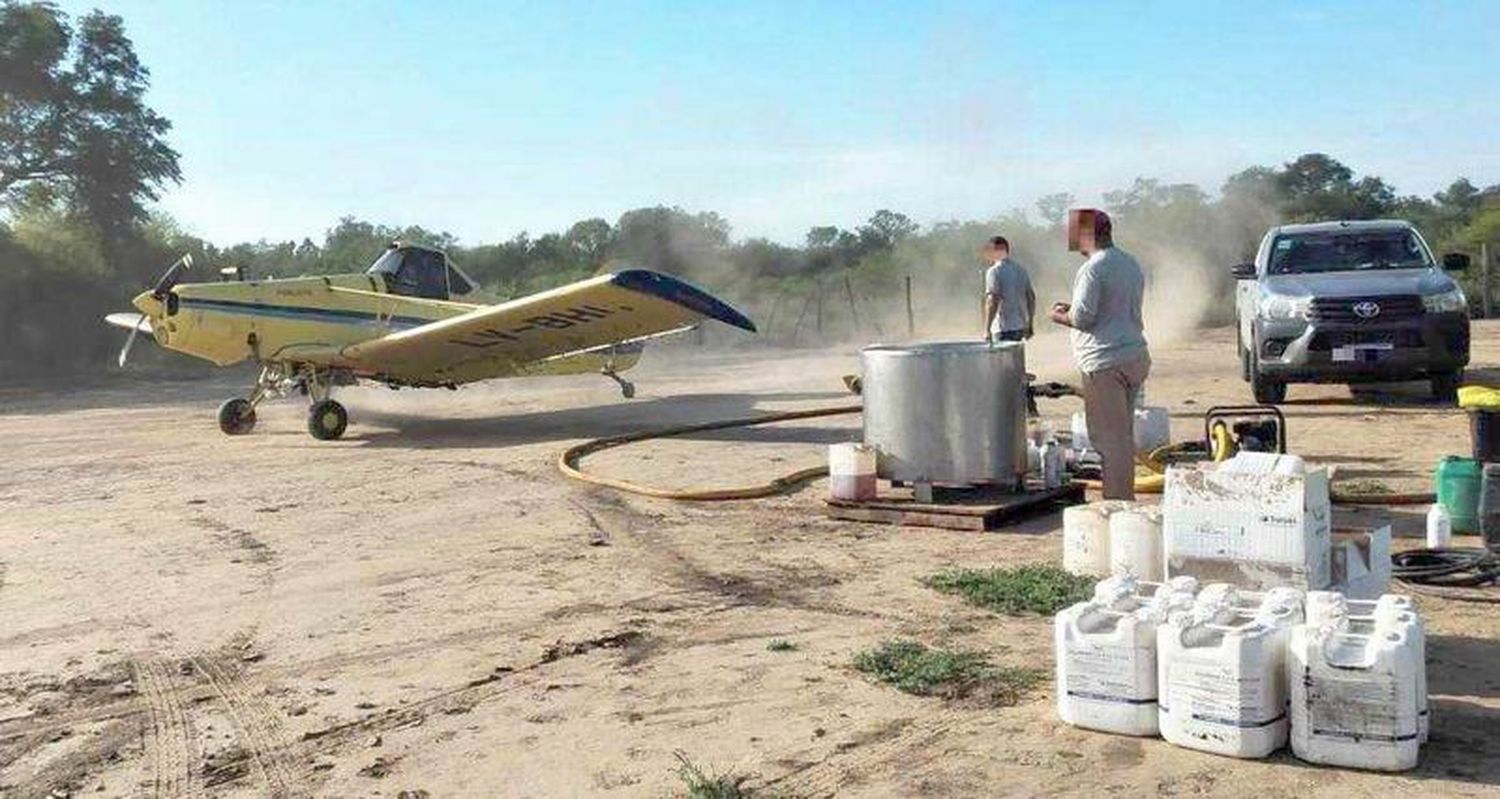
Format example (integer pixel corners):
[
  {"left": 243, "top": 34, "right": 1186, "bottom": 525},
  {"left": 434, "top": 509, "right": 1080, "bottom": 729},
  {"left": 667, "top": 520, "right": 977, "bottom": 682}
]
[
  {"left": 307, "top": 399, "right": 348, "bottom": 441},
  {"left": 218, "top": 398, "right": 257, "bottom": 435}
]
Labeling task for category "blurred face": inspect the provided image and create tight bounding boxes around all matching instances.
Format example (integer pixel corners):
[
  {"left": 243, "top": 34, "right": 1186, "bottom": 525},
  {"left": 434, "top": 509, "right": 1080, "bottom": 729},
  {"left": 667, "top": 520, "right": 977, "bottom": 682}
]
[{"left": 981, "top": 243, "right": 1006, "bottom": 263}]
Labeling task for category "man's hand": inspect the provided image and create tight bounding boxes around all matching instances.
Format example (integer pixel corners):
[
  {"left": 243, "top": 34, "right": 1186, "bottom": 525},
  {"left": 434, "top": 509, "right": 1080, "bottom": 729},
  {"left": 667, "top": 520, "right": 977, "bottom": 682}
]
[{"left": 1049, "top": 302, "right": 1072, "bottom": 327}]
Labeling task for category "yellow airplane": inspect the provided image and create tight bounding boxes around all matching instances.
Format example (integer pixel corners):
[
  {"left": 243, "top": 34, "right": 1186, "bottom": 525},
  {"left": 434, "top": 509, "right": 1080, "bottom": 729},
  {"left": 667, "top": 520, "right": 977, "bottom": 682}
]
[{"left": 106, "top": 242, "right": 756, "bottom": 440}]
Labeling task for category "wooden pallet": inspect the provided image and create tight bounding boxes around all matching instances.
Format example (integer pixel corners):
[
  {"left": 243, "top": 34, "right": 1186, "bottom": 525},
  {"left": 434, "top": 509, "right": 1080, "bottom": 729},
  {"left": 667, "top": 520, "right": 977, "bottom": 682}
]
[{"left": 824, "top": 482, "right": 1085, "bottom": 531}]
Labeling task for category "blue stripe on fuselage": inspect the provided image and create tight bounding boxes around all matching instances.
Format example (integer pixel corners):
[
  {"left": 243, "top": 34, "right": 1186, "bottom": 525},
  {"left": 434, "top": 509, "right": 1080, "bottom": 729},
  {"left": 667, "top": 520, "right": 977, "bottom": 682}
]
[{"left": 178, "top": 297, "right": 433, "bottom": 329}]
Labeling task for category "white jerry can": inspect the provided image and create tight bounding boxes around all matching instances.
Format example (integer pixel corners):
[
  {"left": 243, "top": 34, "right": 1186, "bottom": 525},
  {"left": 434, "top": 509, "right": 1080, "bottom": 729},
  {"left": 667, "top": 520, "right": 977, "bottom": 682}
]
[
  {"left": 1055, "top": 576, "right": 1198, "bottom": 736},
  {"left": 1301, "top": 591, "right": 1428, "bottom": 744},
  {"left": 1063, "top": 501, "right": 1129, "bottom": 577},
  {"left": 1134, "top": 406, "right": 1171, "bottom": 454},
  {"left": 1288, "top": 609, "right": 1423, "bottom": 771},
  {"left": 1109, "top": 506, "right": 1164, "bottom": 581},
  {"left": 1157, "top": 594, "right": 1303, "bottom": 758}
]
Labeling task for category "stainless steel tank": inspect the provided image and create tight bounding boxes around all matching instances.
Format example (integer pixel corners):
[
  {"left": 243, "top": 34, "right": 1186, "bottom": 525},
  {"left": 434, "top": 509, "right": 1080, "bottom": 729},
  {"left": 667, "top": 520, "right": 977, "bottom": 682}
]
[{"left": 861, "top": 340, "right": 1029, "bottom": 487}]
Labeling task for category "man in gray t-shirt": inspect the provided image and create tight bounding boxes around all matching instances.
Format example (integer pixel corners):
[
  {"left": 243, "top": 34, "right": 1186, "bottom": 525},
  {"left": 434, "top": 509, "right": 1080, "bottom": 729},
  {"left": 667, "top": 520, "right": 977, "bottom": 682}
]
[
  {"left": 1048, "top": 210, "right": 1151, "bottom": 500},
  {"left": 981, "top": 235, "right": 1035, "bottom": 343}
]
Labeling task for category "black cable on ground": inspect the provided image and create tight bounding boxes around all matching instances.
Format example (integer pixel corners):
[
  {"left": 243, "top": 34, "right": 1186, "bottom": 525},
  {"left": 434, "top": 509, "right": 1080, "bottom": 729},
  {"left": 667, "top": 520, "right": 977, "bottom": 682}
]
[{"left": 1391, "top": 547, "right": 1500, "bottom": 604}]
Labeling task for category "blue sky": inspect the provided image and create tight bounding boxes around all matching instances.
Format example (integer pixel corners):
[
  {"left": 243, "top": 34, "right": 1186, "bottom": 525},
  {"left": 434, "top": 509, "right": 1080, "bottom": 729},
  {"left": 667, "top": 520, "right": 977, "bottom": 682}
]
[{"left": 57, "top": 0, "right": 1500, "bottom": 246}]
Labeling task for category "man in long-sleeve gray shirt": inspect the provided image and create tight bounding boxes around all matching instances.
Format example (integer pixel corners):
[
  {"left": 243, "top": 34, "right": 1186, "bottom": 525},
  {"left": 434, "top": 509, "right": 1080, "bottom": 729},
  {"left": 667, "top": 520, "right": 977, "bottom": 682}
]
[{"left": 1049, "top": 209, "right": 1151, "bottom": 499}]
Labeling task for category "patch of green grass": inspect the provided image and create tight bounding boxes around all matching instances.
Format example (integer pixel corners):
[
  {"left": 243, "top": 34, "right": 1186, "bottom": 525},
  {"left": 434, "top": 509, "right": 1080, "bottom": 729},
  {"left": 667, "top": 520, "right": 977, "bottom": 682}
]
[
  {"left": 674, "top": 752, "right": 758, "bottom": 799},
  {"left": 852, "top": 639, "right": 1043, "bottom": 705},
  {"left": 923, "top": 564, "right": 1095, "bottom": 615},
  {"left": 766, "top": 639, "right": 798, "bottom": 652}
]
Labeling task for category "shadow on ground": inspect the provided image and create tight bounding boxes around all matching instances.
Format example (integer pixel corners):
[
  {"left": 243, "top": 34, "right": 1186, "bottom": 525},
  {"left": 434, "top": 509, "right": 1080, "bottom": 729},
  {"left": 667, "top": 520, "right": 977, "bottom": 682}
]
[{"left": 352, "top": 390, "right": 859, "bottom": 450}]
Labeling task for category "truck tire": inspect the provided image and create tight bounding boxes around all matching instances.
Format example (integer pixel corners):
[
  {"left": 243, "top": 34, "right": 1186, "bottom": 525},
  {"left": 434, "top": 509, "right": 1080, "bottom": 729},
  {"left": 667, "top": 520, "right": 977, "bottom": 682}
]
[
  {"left": 1431, "top": 371, "right": 1461, "bottom": 404},
  {"left": 1250, "top": 352, "right": 1287, "bottom": 404}
]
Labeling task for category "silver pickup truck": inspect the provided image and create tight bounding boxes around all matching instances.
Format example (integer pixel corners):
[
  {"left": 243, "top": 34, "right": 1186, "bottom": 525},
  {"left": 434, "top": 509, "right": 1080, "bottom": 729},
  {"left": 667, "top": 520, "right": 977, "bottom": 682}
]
[{"left": 1234, "top": 219, "right": 1470, "bottom": 404}]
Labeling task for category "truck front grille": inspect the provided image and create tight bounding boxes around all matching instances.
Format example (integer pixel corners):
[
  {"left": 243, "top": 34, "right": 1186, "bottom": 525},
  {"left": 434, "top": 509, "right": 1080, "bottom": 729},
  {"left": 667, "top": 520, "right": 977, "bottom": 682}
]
[{"left": 1308, "top": 295, "right": 1424, "bottom": 323}]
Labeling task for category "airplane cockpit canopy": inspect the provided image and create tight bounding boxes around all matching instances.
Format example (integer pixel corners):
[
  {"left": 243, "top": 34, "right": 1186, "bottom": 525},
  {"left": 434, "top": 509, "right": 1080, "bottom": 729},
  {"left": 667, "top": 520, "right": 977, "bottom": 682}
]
[{"left": 366, "top": 242, "right": 476, "bottom": 300}]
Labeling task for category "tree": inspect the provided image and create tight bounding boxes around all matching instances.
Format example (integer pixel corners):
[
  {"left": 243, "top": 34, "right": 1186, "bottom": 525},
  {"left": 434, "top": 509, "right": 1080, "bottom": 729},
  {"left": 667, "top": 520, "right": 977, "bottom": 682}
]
[
  {"left": 0, "top": 2, "right": 180, "bottom": 240},
  {"left": 611, "top": 206, "right": 731, "bottom": 277},
  {"left": 857, "top": 209, "right": 917, "bottom": 251},
  {"left": 1035, "top": 192, "right": 1074, "bottom": 226},
  {"left": 562, "top": 217, "right": 612, "bottom": 267}
]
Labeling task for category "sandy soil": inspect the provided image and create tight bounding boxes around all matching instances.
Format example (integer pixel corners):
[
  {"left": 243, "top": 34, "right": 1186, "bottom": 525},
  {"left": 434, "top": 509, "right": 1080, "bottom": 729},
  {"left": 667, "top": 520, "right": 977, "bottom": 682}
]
[{"left": 1, "top": 325, "right": 1498, "bottom": 798}]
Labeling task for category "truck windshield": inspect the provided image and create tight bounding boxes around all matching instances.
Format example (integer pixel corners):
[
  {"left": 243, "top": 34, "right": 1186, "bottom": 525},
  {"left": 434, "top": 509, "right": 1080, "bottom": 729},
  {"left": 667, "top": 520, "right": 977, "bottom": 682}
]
[{"left": 1268, "top": 229, "right": 1433, "bottom": 275}]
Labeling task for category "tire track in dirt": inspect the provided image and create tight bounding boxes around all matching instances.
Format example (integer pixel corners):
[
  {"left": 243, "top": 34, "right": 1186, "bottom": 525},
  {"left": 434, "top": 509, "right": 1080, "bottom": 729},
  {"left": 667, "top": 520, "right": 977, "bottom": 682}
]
[
  {"left": 190, "top": 655, "right": 299, "bottom": 797},
  {"left": 294, "top": 629, "right": 647, "bottom": 757},
  {"left": 762, "top": 716, "right": 961, "bottom": 798},
  {"left": 578, "top": 492, "right": 898, "bottom": 623},
  {"left": 134, "top": 659, "right": 200, "bottom": 798}
]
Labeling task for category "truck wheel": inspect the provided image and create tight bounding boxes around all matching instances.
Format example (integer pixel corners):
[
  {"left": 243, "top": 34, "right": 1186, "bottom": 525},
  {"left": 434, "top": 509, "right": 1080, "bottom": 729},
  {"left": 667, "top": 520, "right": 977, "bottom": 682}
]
[
  {"left": 1250, "top": 363, "right": 1287, "bottom": 405},
  {"left": 1431, "top": 371, "right": 1461, "bottom": 404}
]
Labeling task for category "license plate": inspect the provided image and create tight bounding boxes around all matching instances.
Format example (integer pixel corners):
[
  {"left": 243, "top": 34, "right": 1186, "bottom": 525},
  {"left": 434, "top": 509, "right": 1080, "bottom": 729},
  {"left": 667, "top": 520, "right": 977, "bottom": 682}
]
[{"left": 1332, "top": 343, "right": 1394, "bottom": 363}]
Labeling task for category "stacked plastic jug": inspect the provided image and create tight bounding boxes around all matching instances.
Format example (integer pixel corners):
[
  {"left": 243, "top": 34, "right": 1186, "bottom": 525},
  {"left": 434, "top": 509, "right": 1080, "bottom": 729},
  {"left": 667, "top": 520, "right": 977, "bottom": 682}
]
[
  {"left": 1290, "top": 591, "right": 1426, "bottom": 771},
  {"left": 1054, "top": 575, "right": 1200, "bottom": 736},
  {"left": 1156, "top": 585, "right": 1305, "bottom": 758}
]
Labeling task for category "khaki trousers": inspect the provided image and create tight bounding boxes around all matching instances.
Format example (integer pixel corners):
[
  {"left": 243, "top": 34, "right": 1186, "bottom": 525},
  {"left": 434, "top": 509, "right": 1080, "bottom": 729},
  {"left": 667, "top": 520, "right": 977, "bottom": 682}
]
[{"left": 1080, "top": 355, "right": 1151, "bottom": 501}]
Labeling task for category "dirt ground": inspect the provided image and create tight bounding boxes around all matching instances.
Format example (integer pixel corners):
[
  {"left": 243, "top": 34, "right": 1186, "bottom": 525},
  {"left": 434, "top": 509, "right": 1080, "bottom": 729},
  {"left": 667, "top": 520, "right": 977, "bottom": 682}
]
[{"left": 2, "top": 324, "right": 1498, "bottom": 798}]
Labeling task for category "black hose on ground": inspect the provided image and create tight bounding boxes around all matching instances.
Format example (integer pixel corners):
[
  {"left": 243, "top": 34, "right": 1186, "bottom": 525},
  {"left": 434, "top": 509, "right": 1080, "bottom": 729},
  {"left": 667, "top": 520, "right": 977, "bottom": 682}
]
[{"left": 1391, "top": 547, "right": 1500, "bottom": 604}]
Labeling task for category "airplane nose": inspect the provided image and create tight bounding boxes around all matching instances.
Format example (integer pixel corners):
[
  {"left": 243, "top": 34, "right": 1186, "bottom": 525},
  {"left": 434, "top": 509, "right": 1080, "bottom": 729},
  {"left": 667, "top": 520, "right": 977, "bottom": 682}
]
[{"left": 132, "top": 290, "right": 162, "bottom": 317}]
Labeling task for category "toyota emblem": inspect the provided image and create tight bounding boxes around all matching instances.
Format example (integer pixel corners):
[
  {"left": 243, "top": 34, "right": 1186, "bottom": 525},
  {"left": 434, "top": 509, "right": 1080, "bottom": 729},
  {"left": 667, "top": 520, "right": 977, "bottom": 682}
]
[{"left": 1352, "top": 301, "right": 1381, "bottom": 319}]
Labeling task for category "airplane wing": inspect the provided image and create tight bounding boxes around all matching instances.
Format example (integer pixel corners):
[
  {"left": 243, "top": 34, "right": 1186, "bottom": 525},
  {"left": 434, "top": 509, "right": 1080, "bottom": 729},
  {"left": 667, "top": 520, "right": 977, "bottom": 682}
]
[{"left": 340, "top": 270, "right": 755, "bottom": 380}]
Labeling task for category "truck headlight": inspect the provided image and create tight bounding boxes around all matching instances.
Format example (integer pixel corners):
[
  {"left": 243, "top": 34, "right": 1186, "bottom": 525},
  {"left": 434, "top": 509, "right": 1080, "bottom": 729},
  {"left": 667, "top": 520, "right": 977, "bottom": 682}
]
[
  {"left": 1423, "top": 287, "right": 1467, "bottom": 314},
  {"left": 1259, "top": 294, "right": 1310, "bottom": 321}
]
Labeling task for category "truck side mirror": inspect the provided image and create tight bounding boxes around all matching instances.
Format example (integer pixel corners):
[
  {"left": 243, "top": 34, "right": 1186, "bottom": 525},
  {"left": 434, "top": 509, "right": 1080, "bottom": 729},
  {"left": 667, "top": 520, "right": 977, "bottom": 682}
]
[
  {"left": 1231, "top": 262, "right": 1256, "bottom": 280},
  {"left": 1442, "top": 252, "right": 1471, "bottom": 272}
]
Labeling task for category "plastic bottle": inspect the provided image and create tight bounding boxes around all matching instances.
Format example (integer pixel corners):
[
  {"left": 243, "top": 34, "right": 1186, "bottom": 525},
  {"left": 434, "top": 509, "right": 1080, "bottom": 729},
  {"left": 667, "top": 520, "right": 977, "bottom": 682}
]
[
  {"left": 1040, "top": 440, "right": 1063, "bottom": 489},
  {"left": 1425, "top": 503, "right": 1453, "bottom": 549}
]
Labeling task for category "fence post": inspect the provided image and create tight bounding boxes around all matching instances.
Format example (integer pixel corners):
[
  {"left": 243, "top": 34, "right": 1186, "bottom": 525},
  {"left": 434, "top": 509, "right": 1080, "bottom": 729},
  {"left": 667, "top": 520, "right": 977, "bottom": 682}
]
[
  {"left": 905, "top": 275, "right": 915, "bottom": 337},
  {"left": 1483, "top": 241, "right": 1493, "bottom": 318}
]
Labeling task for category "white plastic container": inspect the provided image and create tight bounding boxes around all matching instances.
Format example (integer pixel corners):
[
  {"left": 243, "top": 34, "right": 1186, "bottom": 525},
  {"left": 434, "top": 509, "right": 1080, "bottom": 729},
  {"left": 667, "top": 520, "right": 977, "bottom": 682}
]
[
  {"left": 1064, "top": 502, "right": 1127, "bottom": 577},
  {"left": 1073, "top": 407, "right": 1171, "bottom": 454},
  {"left": 1071, "top": 411, "right": 1092, "bottom": 452},
  {"left": 1134, "top": 407, "right": 1171, "bottom": 454},
  {"left": 1158, "top": 596, "right": 1303, "bottom": 758},
  {"left": 1425, "top": 503, "right": 1452, "bottom": 548},
  {"left": 1040, "top": 440, "right": 1063, "bottom": 489},
  {"left": 1109, "top": 506, "right": 1164, "bottom": 581},
  {"left": 1289, "top": 611, "right": 1423, "bottom": 771},
  {"left": 1305, "top": 592, "right": 1427, "bottom": 744},
  {"left": 1055, "top": 576, "right": 1195, "bottom": 736},
  {"left": 828, "top": 443, "right": 877, "bottom": 501}
]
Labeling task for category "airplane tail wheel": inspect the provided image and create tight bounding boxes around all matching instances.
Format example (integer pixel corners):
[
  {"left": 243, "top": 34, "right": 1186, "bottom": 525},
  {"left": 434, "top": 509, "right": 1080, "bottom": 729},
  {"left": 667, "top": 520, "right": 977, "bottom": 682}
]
[
  {"left": 307, "top": 399, "right": 348, "bottom": 441},
  {"left": 217, "top": 398, "right": 257, "bottom": 435}
]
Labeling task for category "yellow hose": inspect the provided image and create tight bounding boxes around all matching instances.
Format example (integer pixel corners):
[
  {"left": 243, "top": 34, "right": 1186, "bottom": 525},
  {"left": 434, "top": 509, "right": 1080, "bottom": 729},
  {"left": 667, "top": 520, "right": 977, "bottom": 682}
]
[
  {"left": 562, "top": 404, "right": 1427, "bottom": 506},
  {"left": 557, "top": 404, "right": 862, "bottom": 501}
]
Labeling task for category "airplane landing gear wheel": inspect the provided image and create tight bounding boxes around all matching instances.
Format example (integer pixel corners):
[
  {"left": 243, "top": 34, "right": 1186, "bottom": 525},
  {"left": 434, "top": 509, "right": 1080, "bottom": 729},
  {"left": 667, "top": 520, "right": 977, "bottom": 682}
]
[
  {"left": 620, "top": 380, "right": 636, "bottom": 399},
  {"left": 307, "top": 399, "right": 348, "bottom": 440},
  {"left": 218, "top": 398, "right": 257, "bottom": 435}
]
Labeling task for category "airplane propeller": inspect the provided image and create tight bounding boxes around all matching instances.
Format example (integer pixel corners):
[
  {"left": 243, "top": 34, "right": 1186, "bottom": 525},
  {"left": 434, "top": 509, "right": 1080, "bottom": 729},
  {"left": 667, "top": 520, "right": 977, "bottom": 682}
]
[
  {"left": 108, "top": 254, "right": 192, "bottom": 367},
  {"left": 152, "top": 254, "right": 193, "bottom": 299},
  {"left": 106, "top": 313, "right": 153, "bottom": 367}
]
